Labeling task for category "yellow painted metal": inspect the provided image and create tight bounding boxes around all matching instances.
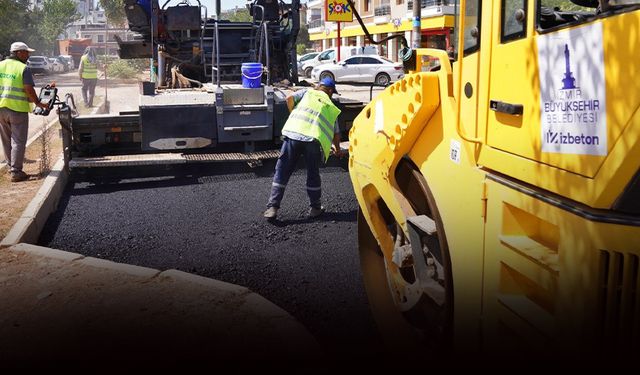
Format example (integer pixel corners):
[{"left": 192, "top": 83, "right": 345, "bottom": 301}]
[
  {"left": 483, "top": 178, "right": 640, "bottom": 351},
  {"left": 349, "top": 56, "right": 487, "bottom": 348},
  {"left": 309, "top": 16, "right": 455, "bottom": 41},
  {"left": 480, "top": 9, "right": 640, "bottom": 208},
  {"left": 349, "top": 0, "right": 640, "bottom": 353}
]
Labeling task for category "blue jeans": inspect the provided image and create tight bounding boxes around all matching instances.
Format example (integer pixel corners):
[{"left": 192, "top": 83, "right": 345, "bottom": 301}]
[{"left": 267, "top": 138, "right": 322, "bottom": 209}]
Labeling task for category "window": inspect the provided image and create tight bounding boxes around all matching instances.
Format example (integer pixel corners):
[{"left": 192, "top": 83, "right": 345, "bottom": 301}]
[
  {"left": 361, "top": 57, "right": 382, "bottom": 64},
  {"left": 344, "top": 57, "right": 361, "bottom": 65},
  {"left": 537, "top": 0, "right": 597, "bottom": 30},
  {"left": 97, "top": 35, "right": 104, "bottom": 43},
  {"left": 319, "top": 50, "right": 334, "bottom": 60},
  {"left": 365, "top": 0, "right": 371, "bottom": 12},
  {"left": 421, "top": 33, "right": 447, "bottom": 49},
  {"left": 501, "top": 0, "right": 526, "bottom": 42},
  {"left": 453, "top": 0, "right": 481, "bottom": 56}
]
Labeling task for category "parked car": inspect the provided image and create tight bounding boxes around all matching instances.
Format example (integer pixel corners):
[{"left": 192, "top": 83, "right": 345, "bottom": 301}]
[
  {"left": 27, "top": 56, "right": 51, "bottom": 74},
  {"left": 300, "top": 46, "right": 377, "bottom": 78},
  {"left": 56, "top": 57, "right": 69, "bottom": 72},
  {"left": 48, "top": 58, "right": 65, "bottom": 73},
  {"left": 297, "top": 52, "right": 319, "bottom": 76},
  {"left": 57, "top": 55, "right": 75, "bottom": 70},
  {"left": 297, "top": 52, "right": 319, "bottom": 64},
  {"left": 311, "top": 55, "right": 404, "bottom": 85}
]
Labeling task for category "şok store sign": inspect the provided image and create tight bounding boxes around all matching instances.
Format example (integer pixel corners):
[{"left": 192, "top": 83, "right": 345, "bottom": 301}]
[{"left": 326, "top": 0, "right": 354, "bottom": 22}]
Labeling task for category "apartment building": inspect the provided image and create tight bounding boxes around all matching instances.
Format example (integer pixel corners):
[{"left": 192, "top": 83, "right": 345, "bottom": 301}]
[{"left": 307, "top": 0, "right": 456, "bottom": 61}]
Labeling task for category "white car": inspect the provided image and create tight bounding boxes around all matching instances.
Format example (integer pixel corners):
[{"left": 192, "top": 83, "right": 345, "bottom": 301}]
[
  {"left": 48, "top": 58, "right": 65, "bottom": 73},
  {"left": 301, "top": 46, "right": 378, "bottom": 78},
  {"left": 27, "top": 56, "right": 51, "bottom": 74},
  {"left": 311, "top": 55, "right": 404, "bottom": 86},
  {"left": 297, "top": 52, "right": 319, "bottom": 76}
]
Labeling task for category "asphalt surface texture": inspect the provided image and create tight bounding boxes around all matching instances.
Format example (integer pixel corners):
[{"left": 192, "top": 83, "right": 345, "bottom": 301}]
[{"left": 38, "top": 156, "right": 385, "bottom": 363}]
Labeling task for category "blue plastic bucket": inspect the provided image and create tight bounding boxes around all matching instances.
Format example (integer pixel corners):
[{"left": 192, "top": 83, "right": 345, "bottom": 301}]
[{"left": 241, "top": 62, "right": 263, "bottom": 88}]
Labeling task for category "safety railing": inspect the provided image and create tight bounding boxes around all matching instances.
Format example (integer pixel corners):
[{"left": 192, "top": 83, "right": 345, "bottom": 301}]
[
  {"left": 309, "top": 19, "right": 324, "bottom": 29},
  {"left": 407, "top": 0, "right": 451, "bottom": 10},
  {"left": 374, "top": 4, "right": 391, "bottom": 16}
]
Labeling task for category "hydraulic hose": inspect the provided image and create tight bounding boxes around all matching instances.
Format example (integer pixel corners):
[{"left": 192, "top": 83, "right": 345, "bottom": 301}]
[{"left": 345, "top": 0, "right": 413, "bottom": 62}]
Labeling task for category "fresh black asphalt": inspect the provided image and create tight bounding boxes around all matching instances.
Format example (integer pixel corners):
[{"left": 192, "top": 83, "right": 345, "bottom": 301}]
[{"left": 39, "top": 158, "right": 384, "bottom": 361}]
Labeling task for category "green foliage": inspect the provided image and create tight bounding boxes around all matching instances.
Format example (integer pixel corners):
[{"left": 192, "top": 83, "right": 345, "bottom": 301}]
[
  {"left": 0, "top": 0, "right": 38, "bottom": 56},
  {"left": 127, "top": 58, "right": 151, "bottom": 71},
  {"left": 220, "top": 8, "right": 252, "bottom": 22},
  {"left": 297, "top": 24, "right": 310, "bottom": 46},
  {"left": 106, "top": 59, "right": 138, "bottom": 78},
  {"left": 296, "top": 43, "right": 307, "bottom": 55},
  {"left": 542, "top": 0, "right": 592, "bottom": 11},
  {"left": 98, "top": 0, "right": 127, "bottom": 26}
]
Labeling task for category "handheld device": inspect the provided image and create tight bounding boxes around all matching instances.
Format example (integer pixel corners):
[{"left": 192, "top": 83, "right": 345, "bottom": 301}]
[{"left": 33, "top": 84, "right": 58, "bottom": 116}]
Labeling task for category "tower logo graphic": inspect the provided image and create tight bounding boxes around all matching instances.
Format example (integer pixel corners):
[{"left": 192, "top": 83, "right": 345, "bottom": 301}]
[{"left": 561, "top": 44, "right": 577, "bottom": 90}]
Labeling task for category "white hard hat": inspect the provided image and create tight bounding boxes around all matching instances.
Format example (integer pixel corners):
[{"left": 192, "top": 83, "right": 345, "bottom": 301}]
[{"left": 10, "top": 42, "right": 35, "bottom": 52}]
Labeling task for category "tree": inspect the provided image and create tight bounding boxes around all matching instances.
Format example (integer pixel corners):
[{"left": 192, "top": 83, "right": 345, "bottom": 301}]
[
  {"left": 0, "top": 0, "right": 32, "bottom": 55},
  {"left": 32, "top": 0, "right": 81, "bottom": 55},
  {"left": 297, "top": 24, "right": 310, "bottom": 47},
  {"left": 99, "top": 0, "right": 127, "bottom": 26},
  {"left": 221, "top": 8, "right": 252, "bottom": 22}
]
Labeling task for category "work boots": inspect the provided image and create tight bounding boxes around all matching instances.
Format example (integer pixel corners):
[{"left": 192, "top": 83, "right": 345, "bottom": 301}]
[
  {"left": 263, "top": 207, "right": 278, "bottom": 219},
  {"left": 10, "top": 170, "right": 29, "bottom": 183},
  {"left": 308, "top": 206, "right": 325, "bottom": 219}
]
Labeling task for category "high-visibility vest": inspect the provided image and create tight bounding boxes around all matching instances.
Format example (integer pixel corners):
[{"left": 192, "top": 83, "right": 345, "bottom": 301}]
[
  {"left": 282, "top": 89, "right": 341, "bottom": 161},
  {"left": 81, "top": 55, "right": 98, "bottom": 79},
  {"left": 0, "top": 58, "right": 30, "bottom": 113}
]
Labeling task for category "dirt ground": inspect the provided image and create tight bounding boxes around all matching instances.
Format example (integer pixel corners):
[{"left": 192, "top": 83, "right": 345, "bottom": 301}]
[
  {"left": 0, "top": 72, "right": 141, "bottom": 238},
  {"left": 0, "top": 99, "right": 95, "bottom": 239}
]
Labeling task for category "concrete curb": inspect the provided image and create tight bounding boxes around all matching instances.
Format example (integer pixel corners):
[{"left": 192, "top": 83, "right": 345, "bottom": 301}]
[
  {"left": 8, "top": 242, "right": 84, "bottom": 262},
  {"left": 1, "top": 156, "right": 68, "bottom": 248},
  {"left": 159, "top": 269, "right": 249, "bottom": 295},
  {"left": 5, "top": 242, "right": 318, "bottom": 349}
]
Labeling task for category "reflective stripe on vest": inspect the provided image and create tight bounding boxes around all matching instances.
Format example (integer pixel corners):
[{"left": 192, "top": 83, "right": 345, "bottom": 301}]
[
  {"left": 0, "top": 59, "right": 29, "bottom": 112},
  {"left": 282, "top": 90, "right": 341, "bottom": 161},
  {"left": 81, "top": 55, "right": 98, "bottom": 79}
]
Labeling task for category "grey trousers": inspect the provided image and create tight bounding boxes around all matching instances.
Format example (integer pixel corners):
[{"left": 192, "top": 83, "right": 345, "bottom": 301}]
[
  {"left": 0, "top": 107, "right": 29, "bottom": 173},
  {"left": 81, "top": 78, "right": 97, "bottom": 106}
]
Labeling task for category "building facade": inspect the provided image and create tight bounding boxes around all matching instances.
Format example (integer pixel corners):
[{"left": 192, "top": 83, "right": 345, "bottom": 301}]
[
  {"left": 307, "top": 0, "right": 456, "bottom": 62},
  {"left": 65, "top": 7, "right": 136, "bottom": 56}
]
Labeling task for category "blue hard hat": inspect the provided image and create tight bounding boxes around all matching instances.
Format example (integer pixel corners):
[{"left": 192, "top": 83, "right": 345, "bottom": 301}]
[{"left": 319, "top": 76, "right": 338, "bottom": 94}]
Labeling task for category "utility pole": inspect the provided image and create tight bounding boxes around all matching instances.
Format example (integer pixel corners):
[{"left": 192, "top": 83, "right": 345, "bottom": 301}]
[
  {"left": 412, "top": 0, "right": 421, "bottom": 50},
  {"left": 103, "top": 11, "right": 109, "bottom": 113}
]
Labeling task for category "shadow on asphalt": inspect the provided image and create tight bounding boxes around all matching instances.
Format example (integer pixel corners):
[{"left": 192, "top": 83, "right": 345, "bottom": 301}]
[{"left": 268, "top": 209, "right": 357, "bottom": 226}]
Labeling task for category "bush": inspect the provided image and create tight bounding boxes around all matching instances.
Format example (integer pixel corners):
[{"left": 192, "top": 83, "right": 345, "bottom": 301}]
[
  {"left": 127, "top": 58, "right": 151, "bottom": 71},
  {"left": 106, "top": 59, "right": 138, "bottom": 79}
]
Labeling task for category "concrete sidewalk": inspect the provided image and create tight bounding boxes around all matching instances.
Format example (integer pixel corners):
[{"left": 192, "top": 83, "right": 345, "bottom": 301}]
[{"left": 0, "top": 243, "right": 320, "bottom": 362}]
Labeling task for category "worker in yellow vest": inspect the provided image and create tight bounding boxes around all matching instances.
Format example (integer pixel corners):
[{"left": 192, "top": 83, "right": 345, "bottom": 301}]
[
  {"left": 263, "top": 77, "right": 345, "bottom": 220},
  {"left": 0, "top": 42, "right": 48, "bottom": 182},
  {"left": 78, "top": 47, "right": 98, "bottom": 107}
]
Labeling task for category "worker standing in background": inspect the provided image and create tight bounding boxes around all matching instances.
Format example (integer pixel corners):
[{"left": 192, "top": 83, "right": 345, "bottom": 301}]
[
  {"left": 0, "top": 42, "right": 48, "bottom": 182},
  {"left": 263, "top": 77, "right": 345, "bottom": 220},
  {"left": 78, "top": 47, "right": 98, "bottom": 107}
]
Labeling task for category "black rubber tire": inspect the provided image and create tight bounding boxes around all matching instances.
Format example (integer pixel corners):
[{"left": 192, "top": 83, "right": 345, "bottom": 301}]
[
  {"left": 319, "top": 71, "right": 335, "bottom": 82},
  {"left": 357, "top": 159, "right": 453, "bottom": 352},
  {"left": 375, "top": 73, "right": 391, "bottom": 86}
]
